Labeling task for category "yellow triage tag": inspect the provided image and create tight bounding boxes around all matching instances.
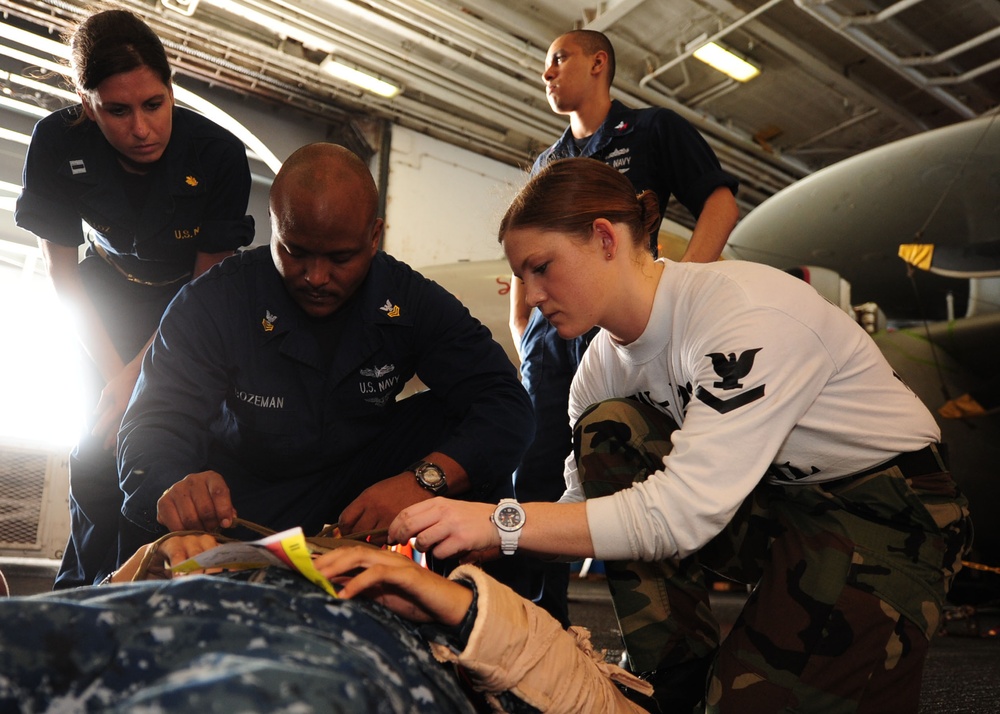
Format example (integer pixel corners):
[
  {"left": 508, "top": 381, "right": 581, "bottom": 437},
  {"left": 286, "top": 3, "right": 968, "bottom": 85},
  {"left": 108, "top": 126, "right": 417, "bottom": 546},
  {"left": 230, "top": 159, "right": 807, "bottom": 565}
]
[{"left": 170, "top": 526, "right": 338, "bottom": 597}]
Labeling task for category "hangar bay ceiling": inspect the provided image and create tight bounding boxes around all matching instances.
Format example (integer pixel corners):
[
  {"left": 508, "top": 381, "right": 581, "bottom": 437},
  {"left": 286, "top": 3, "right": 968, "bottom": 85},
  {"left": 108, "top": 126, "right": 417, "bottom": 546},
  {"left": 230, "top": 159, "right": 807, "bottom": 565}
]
[{"left": 1, "top": 0, "right": 998, "bottom": 229}]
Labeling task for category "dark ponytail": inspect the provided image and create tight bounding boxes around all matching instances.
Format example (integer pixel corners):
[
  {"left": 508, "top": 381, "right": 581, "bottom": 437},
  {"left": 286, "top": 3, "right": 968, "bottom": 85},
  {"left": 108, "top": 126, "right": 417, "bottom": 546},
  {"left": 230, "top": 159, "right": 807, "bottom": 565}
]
[
  {"left": 636, "top": 190, "right": 661, "bottom": 243},
  {"left": 499, "top": 158, "right": 657, "bottom": 253}
]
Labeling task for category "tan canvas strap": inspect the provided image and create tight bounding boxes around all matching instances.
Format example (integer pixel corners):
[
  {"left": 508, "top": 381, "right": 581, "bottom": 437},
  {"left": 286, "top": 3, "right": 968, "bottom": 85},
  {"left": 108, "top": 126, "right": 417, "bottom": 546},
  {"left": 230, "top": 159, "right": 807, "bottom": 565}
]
[{"left": 129, "top": 518, "right": 388, "bottom": 581}]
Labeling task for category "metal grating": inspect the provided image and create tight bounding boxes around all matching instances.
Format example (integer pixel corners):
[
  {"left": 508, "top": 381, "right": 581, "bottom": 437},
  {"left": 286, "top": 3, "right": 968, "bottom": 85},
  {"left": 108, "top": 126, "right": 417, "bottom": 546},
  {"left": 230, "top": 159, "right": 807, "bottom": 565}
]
[{"left": 0, "top": 447, "right": 47, "bottom": 549}]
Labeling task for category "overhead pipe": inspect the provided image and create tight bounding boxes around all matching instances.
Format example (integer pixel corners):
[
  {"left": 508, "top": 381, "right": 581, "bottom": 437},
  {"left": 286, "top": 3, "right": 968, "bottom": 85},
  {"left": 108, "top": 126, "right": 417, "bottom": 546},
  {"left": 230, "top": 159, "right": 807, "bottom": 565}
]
[
  {"left": 192, "top": 0, "right": 561, "bottom": 140},
  {"left": 154, "top": 6, "right": 541, "bottom": 160},
  {"left": 926, "top": 57, "right": 1000, "bottom": 87},
  {"left": 439, "top": 0, "right": 558, "bottom": 50},
  {"left": 687, "top": 78, "right": 739, "bottom": 108},
  {"left": 317, "top": 35, "right": 561, "bottom": 142},
  {"left": 262, "top": 0, "right": 561, "bottom": 135},
  {"left": 379, "top": 0, "right": 546, "bottom": 78},
  {"left": 640, "top": 0, "right": 786, "bottom": 89},
  {"left": 793, "top": 0, "right": 978, "bottom": 119},
  {"left": 285, "top": 0, "right": 538, "bottom": 94},
  {"left": 584, "top": 0, "right": 649, "bottom": 33},
  {"left": 1, "top": 0, "right": 542, "bottom": 167},
  {"left": 899, "top": 26, "right": 1000, "bottom": 67},
  {"left": 838, "top": 0, "right": 929, "bottom": 26},
  {"left": 787, "top": 109, "right": 880, "bottom": 152}
]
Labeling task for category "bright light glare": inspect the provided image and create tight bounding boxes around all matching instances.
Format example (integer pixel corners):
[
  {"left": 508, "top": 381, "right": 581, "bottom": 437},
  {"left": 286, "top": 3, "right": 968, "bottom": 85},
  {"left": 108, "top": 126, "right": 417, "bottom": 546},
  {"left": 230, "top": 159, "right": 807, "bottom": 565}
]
[
  {"left": 321, "top": 57, "right": 400, "bottom": 98},
  {"left": 0, "top": 95, "right": 49, "bottom": 118},
  {"left": 0, "top": 70, "right": 78, "bottom": 103},
  {"left": 693, "top": 42, "right": 760, "bottom": 82},
  {"left": 0, "top": 258, "right": 85, "bottom": 447},
  {"left": 205, "top": 0, "right": 336, "bottom": 54}
]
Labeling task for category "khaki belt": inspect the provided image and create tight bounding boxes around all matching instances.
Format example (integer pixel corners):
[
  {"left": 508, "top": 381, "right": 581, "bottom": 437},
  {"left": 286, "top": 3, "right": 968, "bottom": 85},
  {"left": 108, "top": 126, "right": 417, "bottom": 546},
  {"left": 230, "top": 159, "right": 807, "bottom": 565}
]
[{"left": 88, "top": 233, "right": 191, "bottom": 287}]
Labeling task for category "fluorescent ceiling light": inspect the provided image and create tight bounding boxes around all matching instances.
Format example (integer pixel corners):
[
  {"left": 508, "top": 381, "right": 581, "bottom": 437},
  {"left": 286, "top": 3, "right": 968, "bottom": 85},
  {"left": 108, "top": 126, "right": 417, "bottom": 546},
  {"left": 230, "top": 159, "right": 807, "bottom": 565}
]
[
  {"left": 0, "top": 22, "right": 69, "bottom": 60},
  {"left": 1, "top": 70, "right": 78, "bottom": 103},
  {"left": 0, "top": 128, "right": 31, "bottom": 145},
  {"left": 0, "top": 95, "right": 49, "bottom": 118},
  {"left": 320, "top": 56, "right": 400, "bottom": 98},
  {"left": 201, "top": 0, "right": 336, "bottom": 54},
  {"left": 693, "top": 42, "right": 760, "bottom": 82}
]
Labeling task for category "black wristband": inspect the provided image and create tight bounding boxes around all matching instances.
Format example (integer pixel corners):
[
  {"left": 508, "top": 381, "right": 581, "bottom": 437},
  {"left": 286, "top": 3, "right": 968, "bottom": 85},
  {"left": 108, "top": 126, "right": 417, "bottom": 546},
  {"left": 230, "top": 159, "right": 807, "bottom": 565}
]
[{"left": 419, "top": 579, "right": 478, "bottom": 651}]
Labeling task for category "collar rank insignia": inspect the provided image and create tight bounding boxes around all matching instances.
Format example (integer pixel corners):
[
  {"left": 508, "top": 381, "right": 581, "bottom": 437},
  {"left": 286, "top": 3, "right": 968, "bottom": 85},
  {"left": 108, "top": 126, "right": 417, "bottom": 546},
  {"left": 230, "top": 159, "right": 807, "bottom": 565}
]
[
  {"left": 380, "top": 300, "right": 401, "bottom": 318},
  {"left": 185, "top": 175, "right": 199, "bottom": 187},
  {"left": 262, "top": 309, "right": 278, "bottom": 332},
  {"left": 69, "top": 159, "right": 86, "bottom": 175}
]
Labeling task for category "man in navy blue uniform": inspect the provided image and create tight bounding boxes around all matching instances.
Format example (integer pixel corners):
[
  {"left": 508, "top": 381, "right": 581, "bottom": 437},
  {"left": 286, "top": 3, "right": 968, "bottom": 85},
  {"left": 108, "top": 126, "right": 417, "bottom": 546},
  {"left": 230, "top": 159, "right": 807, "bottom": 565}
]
[
  {"left": 509, "top": 30, "right": 740, "bottom": 627},
  {"left": 117, "top": 143, "right": 534, "bottom": 574}
]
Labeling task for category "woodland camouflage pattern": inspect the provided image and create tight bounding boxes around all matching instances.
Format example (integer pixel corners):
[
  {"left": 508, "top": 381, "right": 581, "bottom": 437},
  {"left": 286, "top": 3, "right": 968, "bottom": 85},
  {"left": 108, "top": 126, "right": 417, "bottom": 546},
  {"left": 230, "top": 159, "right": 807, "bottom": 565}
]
[{"left": 574, "top": 397, "right": 972, "bottom": 713}]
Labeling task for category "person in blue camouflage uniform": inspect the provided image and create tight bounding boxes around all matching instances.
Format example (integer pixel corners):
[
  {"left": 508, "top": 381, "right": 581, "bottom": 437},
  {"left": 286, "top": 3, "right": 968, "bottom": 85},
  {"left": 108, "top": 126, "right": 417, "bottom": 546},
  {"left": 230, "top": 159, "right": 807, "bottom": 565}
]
[
  {"left": 0, "top": 534, "right": 653, "bottom": 714},
  {"left": 0, "top": 567, "right": 476, "bottom": 713}
]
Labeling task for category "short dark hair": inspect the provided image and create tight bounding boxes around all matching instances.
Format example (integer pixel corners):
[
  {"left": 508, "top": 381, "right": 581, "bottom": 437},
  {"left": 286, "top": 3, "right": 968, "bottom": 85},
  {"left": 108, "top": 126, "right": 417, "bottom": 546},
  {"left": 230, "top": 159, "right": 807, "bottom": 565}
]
[
  {"left": 67, "top": 8, "right": 171, "bottom": 92},
  {"left": 563, "top": 30, "right": 616, "bottom": 85}
]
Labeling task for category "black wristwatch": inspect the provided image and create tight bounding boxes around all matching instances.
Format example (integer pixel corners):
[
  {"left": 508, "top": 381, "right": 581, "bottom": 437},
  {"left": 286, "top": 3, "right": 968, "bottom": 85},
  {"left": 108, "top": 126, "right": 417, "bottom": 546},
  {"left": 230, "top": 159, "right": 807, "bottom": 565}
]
[{"left": 410, "top": 460, "right": 448, "bottom": 495}]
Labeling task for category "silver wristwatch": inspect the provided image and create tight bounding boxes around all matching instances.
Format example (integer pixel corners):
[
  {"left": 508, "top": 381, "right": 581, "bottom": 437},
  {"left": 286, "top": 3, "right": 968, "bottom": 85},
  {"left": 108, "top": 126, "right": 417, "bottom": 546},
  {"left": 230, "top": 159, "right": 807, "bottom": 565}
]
[
  {"left": 410, "top": 460, "right": 448, "bottom": 495},
  {"left": 491, "top": 498, "right": 525, "bottom": 555}
]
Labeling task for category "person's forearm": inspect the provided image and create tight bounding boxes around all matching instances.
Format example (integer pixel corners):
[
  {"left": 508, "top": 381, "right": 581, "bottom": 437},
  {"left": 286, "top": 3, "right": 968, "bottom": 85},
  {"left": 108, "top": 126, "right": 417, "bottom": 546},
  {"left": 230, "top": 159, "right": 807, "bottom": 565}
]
[
  {"left": 508, "top": 275, "right": 529, "bottom": 346},
  {"left": 419, "top": 451, "right": 470, "bottom": 495},
  {"left": 679, "top": 187, "right": 738, "bottom": 263},
  {"left": 41, "top": 240, "right": 125, "bottom": 381},
  {"left": 193, "top": 250, "right": 235, "bottom": 279},
  {"left": 517, "top": 502, "right": 595, "bottom": 559}
]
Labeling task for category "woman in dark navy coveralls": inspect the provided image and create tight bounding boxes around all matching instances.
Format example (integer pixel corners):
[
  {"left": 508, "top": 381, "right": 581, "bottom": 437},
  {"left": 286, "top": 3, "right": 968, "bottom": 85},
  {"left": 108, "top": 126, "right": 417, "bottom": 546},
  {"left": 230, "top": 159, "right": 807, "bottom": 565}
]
[{"left": 14, "top": 9, "right": 254, "bottom": 589}]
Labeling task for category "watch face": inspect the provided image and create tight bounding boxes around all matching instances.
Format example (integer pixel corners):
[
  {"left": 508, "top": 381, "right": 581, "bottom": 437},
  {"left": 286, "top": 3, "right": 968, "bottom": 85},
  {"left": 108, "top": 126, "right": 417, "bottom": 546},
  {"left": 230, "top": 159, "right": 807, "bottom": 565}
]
[
  {"left": 496, "top": 505, "right": 523, "bottom": 530},
  {"left": 419, "top": 467, "right": 443, "bottom": 485},
  {"left": 415, "top": 463, "right": 447, "bottom": 494}
]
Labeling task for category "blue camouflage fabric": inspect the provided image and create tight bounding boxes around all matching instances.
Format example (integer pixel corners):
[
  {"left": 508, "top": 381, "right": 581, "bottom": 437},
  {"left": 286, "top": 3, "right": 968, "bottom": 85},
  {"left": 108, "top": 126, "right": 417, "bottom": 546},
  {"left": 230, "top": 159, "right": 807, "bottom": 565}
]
[{"left": 0, "top": 568, "right": 477, "bottom": 713}]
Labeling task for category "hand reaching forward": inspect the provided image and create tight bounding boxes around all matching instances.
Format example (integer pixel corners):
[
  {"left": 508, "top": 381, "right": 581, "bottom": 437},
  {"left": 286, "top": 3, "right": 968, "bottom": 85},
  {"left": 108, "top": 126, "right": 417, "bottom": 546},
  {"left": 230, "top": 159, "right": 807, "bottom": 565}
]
[
  {"left": 113, "top": 533, "right": 221, "bottom": 582},
  {"left": 314, "top": 545, "right": 473, "bottom": 626},
  {"left": 388, "top": 497, "right": 498, "bottom": 560},
  {"left": 338, "top": 472, "right": 432, "bottom": 543},
  {"left": 157, "top": 470, "right": 237, "bottom": 532}
]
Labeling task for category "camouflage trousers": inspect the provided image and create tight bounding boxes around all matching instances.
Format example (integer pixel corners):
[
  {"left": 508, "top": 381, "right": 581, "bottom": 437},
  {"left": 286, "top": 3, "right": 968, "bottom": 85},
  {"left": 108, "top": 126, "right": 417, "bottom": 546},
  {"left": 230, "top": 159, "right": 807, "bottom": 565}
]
[{"left": 574, "top": 398, "right": 973, "bottom": 713}]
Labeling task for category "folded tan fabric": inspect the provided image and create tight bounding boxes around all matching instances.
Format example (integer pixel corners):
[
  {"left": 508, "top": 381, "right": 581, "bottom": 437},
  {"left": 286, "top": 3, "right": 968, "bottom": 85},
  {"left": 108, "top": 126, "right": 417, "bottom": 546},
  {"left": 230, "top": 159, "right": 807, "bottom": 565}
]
[{"left": 429, "top": 564, "right": 651, "bottom": 713}]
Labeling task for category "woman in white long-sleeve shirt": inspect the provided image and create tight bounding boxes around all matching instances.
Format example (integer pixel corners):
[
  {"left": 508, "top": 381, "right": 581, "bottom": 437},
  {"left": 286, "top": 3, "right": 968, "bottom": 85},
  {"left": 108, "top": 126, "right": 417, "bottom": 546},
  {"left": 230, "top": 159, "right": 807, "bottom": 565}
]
[{"left": 390, "top": 157, "right": 972, "bottom": 714}]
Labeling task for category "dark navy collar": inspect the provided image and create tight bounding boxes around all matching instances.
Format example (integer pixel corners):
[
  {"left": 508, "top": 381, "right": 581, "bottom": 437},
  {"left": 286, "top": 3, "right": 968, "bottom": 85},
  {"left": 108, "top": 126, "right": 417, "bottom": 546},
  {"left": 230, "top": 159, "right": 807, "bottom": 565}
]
[{"left": 549, "top": 100, "right": 638, "bottom": 160}]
